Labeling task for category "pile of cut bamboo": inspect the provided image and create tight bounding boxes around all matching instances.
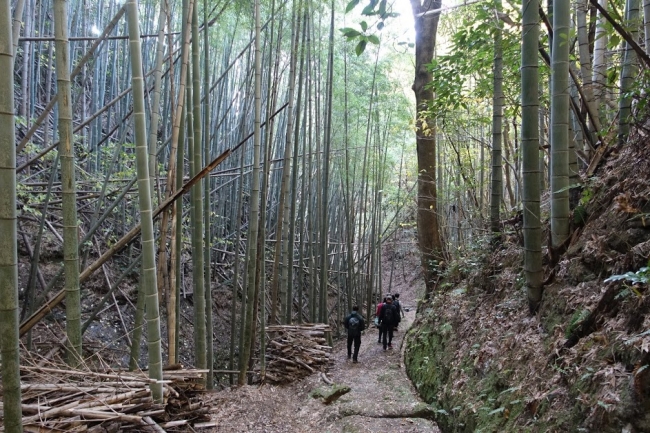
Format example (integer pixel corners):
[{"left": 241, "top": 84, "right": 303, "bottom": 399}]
[
  {"left": 264, "top": 324, "right": 333, "bottom": 384},
  {"left": 1, "top": 365, "right": 217, "bottom": 431}
]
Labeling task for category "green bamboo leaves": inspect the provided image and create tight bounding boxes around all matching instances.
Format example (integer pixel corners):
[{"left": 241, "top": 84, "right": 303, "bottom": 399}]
[{"left": 341, "top": 0, "right": 393, "bottom": 55}]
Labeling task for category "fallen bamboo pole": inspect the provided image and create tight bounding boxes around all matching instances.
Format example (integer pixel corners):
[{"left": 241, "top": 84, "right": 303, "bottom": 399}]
[{"left": 19, "top": 148, "right": 232, "bottom": 336}]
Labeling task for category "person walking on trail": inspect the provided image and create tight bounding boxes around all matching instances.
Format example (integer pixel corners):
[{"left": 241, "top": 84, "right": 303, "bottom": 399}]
[
  {"left": 378, "top": 297, "right": 397, "bottom": 350},
  {"left": 392, "top": 293, "right": 403, "bottom": 332},
  {"left": 344, "top": 305, "right": 365, "bottom": 363},
  {"left": 375, "top": 296, "right": 387, "bottom": 344}
]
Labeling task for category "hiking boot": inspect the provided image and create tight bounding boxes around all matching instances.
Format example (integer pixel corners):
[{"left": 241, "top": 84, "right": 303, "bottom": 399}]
[
  {"left": 388, "top": 343, "right": 392, "bottom": 349},
  {"left": 352, "top": 359, "right": 358, "bottom": 363}
]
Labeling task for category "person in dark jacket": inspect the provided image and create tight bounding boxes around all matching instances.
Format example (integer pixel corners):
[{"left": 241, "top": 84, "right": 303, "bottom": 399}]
[
  {"left": 392, "top": 293, "right": 403, "bottom": 331},
  {"left": 375, "top": 296, "right": 387, "bottom": 343},
  {"left": 343, "top": 306, "right": 365, "bottom": 363},
  {"left": 378, "top": 297, "right": 397, "bottom": 350}
]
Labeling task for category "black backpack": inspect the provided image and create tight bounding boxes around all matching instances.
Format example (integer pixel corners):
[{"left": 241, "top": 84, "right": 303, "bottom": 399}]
[
  {"left": 348, "top": 314, "right": 361, "bottom": 335},
  {"left": 381, "top": 303, "right": 395, "bottom": 326},
  {"left": 393, "top": 299, "right": 402, "bottom": 321}
]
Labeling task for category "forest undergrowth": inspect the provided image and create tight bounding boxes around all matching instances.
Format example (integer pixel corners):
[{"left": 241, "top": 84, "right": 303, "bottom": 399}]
[{"left": 405, "top": 121, "right": 650, "bottom": 432}]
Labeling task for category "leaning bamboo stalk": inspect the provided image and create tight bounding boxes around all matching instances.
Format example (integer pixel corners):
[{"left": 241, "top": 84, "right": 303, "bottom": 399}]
[
  {"left": 17, "top": 42, "right": 181, "bottom": 173},
  {"left": 19, "top": 101, "right": 288, "bottom": 337},
  {"left": 17, "top": 90, "right": 131, "bottom": 173},
  {"left": 588, "top": 0, "right": 650, "bottom": 68},
  {"left": 19, "top": 148, "right": 233, "bottom": 337}
]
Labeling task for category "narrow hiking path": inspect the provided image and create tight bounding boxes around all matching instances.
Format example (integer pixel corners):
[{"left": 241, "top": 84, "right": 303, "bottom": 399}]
[
  {"left": 312, "top": 305, "right": 441, "bottom": 433},
  {"left": 208, "top": 245, "right": 440, "bottom": 432},
  {"left": 208, "top": 307, "right": 440, "bottom": 433},
  {"left": 212, "top": 309, "right": 440, "bottom": 433}
]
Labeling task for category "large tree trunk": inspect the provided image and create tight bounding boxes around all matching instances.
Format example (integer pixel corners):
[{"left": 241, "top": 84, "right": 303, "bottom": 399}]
[
  {"left": 618, "top": 0, "right": 640, "bottom": 145},
  {"left": 0, "top": 0, "right": 23, "bottom": 428},
  {"left": 125, "top": 0, "right": 164, "bottom": 402},
  {"left": 410, "top": 0, "right": 445, "bottom": 291},
  {"left": 550, "top": 0, "right": 571, "bottom": 249},
  {"left": 522, "top": 0, "right": 543, "bottom": 312},
  {"left": 490, "top": 0, "right": 504, "bottom": 234},
  {"left": 54, "top": 0, "right": 82, "bottom": 366}
]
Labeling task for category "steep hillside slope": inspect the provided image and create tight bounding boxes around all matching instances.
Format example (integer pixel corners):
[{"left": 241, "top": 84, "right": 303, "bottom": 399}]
[{"left": 405, "top": 131, "right": 650, "bottom": 432}]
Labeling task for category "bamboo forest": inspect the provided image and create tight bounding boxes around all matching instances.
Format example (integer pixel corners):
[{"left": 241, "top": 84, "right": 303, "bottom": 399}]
[{"left": 1, "top": 0, "right": 650, "bottom": 431}]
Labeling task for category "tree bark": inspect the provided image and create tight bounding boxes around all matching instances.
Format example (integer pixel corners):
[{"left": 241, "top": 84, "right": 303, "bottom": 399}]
[
  {"left": 0, "top": 0, "right": 23, "bottom": 427},
  {"left": 550, "top": 0, "right": 571, "bottom": 248},
  {"left": 522, "top": 0, "right": 543, "bottom": 312},
  {"left": 125, "top": 0, "right": 164, "bottom": 402},
  {"left": 53, "top": 0, "right": 82, "bottom": 366},
  {"left": 490, "top": 0, "right": 504, "bottom": 234},
  {"left": 410, "top": 0, "right": 445, "bottom": 291}
]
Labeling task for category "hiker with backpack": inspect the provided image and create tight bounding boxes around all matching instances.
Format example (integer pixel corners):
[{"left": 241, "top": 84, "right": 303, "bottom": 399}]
[
  {"left": 378, "top": 296, "right": 398, "bottom": 350},
  {"left": 343, "top": 305, "right": 365, "bottom": 363},
  {"left": 375, "top": 296, "right": 387, "bottom": 343},
  {"left": 392, "top": 293, "right": 403, "bottom": 331}
]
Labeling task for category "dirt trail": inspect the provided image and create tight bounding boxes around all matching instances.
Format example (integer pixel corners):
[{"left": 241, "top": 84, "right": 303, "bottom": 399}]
[
  {"left": 207, "top": 239, "right": 438, "bottom": 432},
  {"left": 208, "top": 306, "right": 439, "bottom": 433},
  {"left": 314, "top": 305, "right": 441, "bottom": 433}
]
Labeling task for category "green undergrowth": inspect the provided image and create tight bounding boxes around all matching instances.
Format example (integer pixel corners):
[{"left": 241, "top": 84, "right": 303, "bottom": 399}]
[{"left": 404, "top": 243, "right": 650, "bottom": 432}]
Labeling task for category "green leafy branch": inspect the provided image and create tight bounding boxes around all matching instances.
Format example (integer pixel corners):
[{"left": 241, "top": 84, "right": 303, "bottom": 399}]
[
  {"left": 604, "top": 266, "right": 650, "bottom": 286},
  {"left": 341, "top": 0, "right": 398, "bottom": 55}
]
